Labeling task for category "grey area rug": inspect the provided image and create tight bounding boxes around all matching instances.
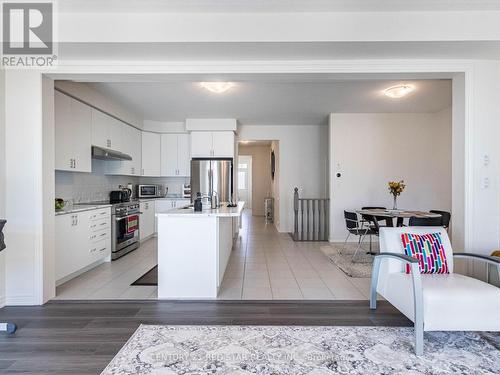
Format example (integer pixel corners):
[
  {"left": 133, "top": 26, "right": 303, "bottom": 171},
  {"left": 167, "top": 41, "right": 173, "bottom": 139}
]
[
  {"left": 321, "top": 242, "right": 378, "bottom": 278},
  {"left": 101, "top": 325, "right": 500, "bottom": 375}
]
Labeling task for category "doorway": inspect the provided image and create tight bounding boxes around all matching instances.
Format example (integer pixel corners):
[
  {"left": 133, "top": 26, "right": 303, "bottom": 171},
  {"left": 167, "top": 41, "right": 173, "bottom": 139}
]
[{"left": 238, "top": 155, "right": 252, "bottom": 209}]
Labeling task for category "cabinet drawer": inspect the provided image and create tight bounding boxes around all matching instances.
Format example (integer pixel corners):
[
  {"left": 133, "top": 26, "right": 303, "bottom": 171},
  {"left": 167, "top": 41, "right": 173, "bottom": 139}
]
[
  {"left": 89, "top": 218, "right": 110, "bottom": 231},
  {"left": 89, "top": 208, "right": 110, "bottom": 221},
  {"left": 89, "top": 238, "right": 110, "bottom": 258},
  {"left": 89, "top": 228, "right": 110, "bottom": 243}
]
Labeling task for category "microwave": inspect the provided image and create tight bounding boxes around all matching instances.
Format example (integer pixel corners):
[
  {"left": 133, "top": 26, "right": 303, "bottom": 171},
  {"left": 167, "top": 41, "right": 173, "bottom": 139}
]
[{"left": 137, "top": 184, "right": 162, "bottom": 198}]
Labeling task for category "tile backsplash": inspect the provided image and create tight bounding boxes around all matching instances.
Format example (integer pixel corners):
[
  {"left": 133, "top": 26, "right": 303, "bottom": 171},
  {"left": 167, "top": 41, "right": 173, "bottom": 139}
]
[{"left": 55, "top": 159, "right": 189, "bottom": 203}]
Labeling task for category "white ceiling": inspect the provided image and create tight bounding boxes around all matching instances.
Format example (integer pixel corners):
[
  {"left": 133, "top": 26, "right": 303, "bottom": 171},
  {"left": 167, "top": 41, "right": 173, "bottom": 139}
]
[
  {"left": 89, "top": 79, "right": 451, "bottom": 125},
  {"left": 60, "top": 0, "right": 500, "bottom": 13}
]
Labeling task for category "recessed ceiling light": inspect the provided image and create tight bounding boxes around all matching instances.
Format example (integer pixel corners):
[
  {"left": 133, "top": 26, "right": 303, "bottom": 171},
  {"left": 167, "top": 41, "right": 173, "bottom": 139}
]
[
  {"left": 384, "top": 84, "right": 415, "bottom": 99},
  {"left": 200, "top": 82, "right": 234, "bottom": 94}
]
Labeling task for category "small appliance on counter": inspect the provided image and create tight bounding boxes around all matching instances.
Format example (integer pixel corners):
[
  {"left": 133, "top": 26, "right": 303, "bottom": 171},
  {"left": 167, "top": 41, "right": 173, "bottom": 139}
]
[
  {"left": 182, "top": 183, "right": 191, "bottom": 199},
  {"left": 136, "top": 184, "right": 165, "bottom": 199},
  {"left": 194, "top": 192, "right": 202, "bottom": 212},
  {"left": 110, "top": 190, "right": 131, "bottom": 204}
]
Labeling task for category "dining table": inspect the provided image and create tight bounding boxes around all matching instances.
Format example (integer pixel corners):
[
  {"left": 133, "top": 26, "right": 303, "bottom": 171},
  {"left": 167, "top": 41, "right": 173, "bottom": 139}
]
[{"left": 356, "top": 208, "right": 441, "bottom": 228}]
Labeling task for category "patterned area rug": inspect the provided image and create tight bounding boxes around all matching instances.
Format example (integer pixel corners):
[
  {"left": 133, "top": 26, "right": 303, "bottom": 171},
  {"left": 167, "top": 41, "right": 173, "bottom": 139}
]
[
  {"left": 101, "top": 325, "right": 500, "bottom": 375},
  {"left": 321, "top": 242, "right": 379, "bottom": 278}
]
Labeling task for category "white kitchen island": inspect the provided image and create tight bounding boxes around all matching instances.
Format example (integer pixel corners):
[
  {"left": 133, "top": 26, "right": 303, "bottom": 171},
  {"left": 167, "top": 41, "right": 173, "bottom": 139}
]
[{"left": 156, "top": 202, "right": 244, "bottom": 299}]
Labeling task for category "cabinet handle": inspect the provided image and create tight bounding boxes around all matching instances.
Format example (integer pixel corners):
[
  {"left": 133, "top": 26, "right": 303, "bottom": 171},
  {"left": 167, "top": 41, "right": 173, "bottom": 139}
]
[
  {"left": 99, "top": 232, "right": 107, "bottom": 237},
  {"left": 99, "top": 247, "right": 107, "bottom": 252}
]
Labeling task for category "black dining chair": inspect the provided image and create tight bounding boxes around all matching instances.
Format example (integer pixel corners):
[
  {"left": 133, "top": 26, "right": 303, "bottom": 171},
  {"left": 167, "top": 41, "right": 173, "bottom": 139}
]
[
  {"left": 408, "top": 216, "right": 443, "bottom": 227},
  {"left": 430, "top": 210, "right": 451, "bottom": 230},
  {"left": 343, "top": 211, "right": 377, "bottom": 262},
  {"left": 361, "top": 206, "right": 389, "bottom": 254}
]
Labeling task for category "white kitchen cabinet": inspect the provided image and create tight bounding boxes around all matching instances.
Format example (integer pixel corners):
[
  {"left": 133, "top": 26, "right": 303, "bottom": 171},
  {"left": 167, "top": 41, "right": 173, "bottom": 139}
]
[
  {"left": 190, "top": 132, "right": 213, "bottom": 158},
  {"left": 119, "top": 125, "right": 142, "bottom": 176},
  {"left": 55, "top": 207, "right": 111, "bottom": 284},
  {"left": 140, "top": 200, "right": 155, "bottom": 240},
  {"left": 104, "top": 122, "right": 142, "bottom": 176},
  {"left": 161, "top": 134, "right": 178, "bottom": 176},
  {"left": 154, "top": 199, "right": 191, "bottom": 232},
  {"left": 190, "top": 131, "right": 234, "bottom": 158},
  {"left": 177, "top": 134, "right": 191, "bottom": 175},
  {"left": 161, "top": 133, "right": 191, "bottom": 176},
  {"left": 212, "top": 132, "right": 235, "bottom": 157},
  {"left": 91, "top": 109, "right": 123, "bottom": 151},
  {"left": 141, "top": 132, "right": 161, "bottom": 176},
  {"left": 54, "top": 91, "right": 92, "bottom": 172}
]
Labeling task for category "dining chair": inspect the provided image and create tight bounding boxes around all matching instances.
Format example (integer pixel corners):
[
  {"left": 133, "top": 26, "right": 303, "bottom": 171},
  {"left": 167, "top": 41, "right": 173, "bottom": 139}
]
[
  {"left": 408, "top": 216, "right": 443, "bottom": 227},
  {"left": 430, "top": 210, "right": 451, "bottom": 230},
  {"left": 343, "top": 211, "right": 377, "bottom": 262},
  {"left": 361, "top": 206, "right": 389, "bottom": 254}
]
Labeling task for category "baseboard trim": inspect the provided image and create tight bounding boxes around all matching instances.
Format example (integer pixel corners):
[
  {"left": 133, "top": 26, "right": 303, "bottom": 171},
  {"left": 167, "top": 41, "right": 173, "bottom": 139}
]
[{"left": 6, "top": 294, "right": 36, "bottom": 306}]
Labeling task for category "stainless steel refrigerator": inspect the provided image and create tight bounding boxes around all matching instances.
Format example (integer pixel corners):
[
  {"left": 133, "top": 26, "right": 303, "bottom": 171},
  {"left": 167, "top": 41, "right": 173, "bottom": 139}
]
[{"left": 191, "top": 158, "right": 233, "bottom": 204}]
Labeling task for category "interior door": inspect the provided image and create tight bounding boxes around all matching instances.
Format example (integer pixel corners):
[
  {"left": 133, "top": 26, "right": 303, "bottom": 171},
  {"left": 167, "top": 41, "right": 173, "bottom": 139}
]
[{"left": 237, "top": 156, "right": 252, "bottom": 208}]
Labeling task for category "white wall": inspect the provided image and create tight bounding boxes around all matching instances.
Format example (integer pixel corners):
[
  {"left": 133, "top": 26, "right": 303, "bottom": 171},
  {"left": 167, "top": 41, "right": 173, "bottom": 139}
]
[
  {"left": 4, "top": 71, "right": 48, "bottom": 305},
  {"left": 329, "top": 110, "right": 452, "bottom": 241},
  {"left": 271, "top": 141, "right": 280, "bottom": 229},
  {"left": 469, "top": 62, "right": 500, "bottom": 258},
  {"left": 238, "top": 125, "right": 328, "bottom": 233},
  {"left": 0, "top": 69, "right": 5, "bottom": 308}
]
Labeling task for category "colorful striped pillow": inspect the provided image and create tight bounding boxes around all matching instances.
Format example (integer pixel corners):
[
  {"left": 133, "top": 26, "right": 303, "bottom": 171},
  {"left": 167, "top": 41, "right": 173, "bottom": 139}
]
[{"left": 400, "top": 233, "right": 449, "bottom": 274}]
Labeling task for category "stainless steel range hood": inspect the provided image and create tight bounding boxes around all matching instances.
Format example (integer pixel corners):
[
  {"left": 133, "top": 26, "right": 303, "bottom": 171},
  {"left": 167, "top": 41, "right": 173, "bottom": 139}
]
[{"left": 92, "top": 146, "right": 132, "bottom": 161}]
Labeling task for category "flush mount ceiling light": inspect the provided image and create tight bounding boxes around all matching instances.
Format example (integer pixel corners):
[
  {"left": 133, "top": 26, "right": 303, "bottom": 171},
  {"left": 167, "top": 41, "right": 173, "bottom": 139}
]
[
  {"left": 200, "top": 82, "right": 234, "bottom": 94},
  {"left": 383, "top": 84, "right": 415, "bottom": 99}
]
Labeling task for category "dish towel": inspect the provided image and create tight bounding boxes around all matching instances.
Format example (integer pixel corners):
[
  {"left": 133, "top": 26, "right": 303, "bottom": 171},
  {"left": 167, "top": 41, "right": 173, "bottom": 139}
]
[{"left": 126, "top": 215, "right": 138, "bottom": 234}]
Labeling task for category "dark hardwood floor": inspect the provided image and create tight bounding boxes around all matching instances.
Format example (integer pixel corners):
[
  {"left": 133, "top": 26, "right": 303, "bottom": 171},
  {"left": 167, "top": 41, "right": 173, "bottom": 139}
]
[{"left": 0, "top": 300, "right": 410, "bottom": 374}]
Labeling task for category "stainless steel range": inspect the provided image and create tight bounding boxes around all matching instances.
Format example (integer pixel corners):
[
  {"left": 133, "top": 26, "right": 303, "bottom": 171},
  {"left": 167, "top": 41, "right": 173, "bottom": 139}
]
[{"left": 111, "top": 201, "right": 140, "bottom": 260}]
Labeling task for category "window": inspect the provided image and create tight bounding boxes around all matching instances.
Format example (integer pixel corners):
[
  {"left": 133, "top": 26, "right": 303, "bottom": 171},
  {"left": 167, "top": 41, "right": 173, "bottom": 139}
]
[
  {"left": 238, "top": 172, "right": 246, "bottom": 189},
  {"left": 238, "top": 163, "right": 248, "bottom": 169}
]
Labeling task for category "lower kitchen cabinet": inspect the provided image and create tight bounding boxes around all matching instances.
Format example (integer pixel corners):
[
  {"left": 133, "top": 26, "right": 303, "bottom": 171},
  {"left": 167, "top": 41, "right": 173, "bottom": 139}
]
[
  {"left": 154, "top": 199, "right": 191, "bottom": 232},
  {"left": 139, "top": 200, "right": 155, "bottom": 240},
  {"left": 55, "top": 207, "right": 111, "bottom": 284}
]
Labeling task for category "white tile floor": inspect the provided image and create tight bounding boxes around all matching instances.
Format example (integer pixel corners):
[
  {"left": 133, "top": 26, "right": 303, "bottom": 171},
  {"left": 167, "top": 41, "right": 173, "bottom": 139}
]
[{"left": 55, "top": 209, "right": 372, "bottom": 300}]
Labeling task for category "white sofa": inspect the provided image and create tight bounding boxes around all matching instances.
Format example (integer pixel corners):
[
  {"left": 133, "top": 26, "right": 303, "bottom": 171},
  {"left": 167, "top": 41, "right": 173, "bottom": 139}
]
[{"left": 370, "top": 226, "right": 500, "bottom": 355}]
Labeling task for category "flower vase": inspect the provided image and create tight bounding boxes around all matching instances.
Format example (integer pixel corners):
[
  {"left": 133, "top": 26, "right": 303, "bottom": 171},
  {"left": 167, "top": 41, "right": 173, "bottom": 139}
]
[{"left": 392, "top": 195, "right": 398, "bottom": 210}]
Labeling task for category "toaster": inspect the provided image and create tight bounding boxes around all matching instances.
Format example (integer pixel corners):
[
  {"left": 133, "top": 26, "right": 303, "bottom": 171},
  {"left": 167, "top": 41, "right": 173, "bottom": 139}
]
[{"left": 109, "top": 190, "right": 131, "bottom": 204}]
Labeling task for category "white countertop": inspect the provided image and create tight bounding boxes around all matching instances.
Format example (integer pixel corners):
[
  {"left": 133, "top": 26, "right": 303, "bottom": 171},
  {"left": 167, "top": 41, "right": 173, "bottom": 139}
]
[
  {"left": 55, "top": 204, "right": 112, "bottom": 216},
  {"left": 139, "top": 196, "right": 190, "bottom": 202},
  {"left": 157, "top": 201, "right": 245, "bottom": 217}
]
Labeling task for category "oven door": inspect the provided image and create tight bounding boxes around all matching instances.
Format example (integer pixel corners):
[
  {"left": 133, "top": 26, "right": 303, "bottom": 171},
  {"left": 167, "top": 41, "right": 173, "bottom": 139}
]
[
  {"left": 114, "top": 214, "right": 139, "bottom": 252},
  {"left": 139, "top": 185, "right": 157, "bottom": 198}
]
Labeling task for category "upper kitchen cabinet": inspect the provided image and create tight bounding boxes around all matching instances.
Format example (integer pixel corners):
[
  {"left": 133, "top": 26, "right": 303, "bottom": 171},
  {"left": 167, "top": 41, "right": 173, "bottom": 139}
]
[
  {"left": 121, "top": 125, "right": 142, "bottom": 176},
  {"left": 161, "top": 133, "right": 191, "bottom": 177},
  {"left": 141, "top": 132, "right": 161, "bottom": 176},
  {"left": 191, "top": 131, "right": 234, "bottom": 158},
  {"left": 106, "top": 123, "right": 142, "bottom": 176},
  {"left": 55, "top": 91, "right": 92, "bottom": 172},
  {"left": 91, "top": 109, "right": 124, "bottom": 152}
]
